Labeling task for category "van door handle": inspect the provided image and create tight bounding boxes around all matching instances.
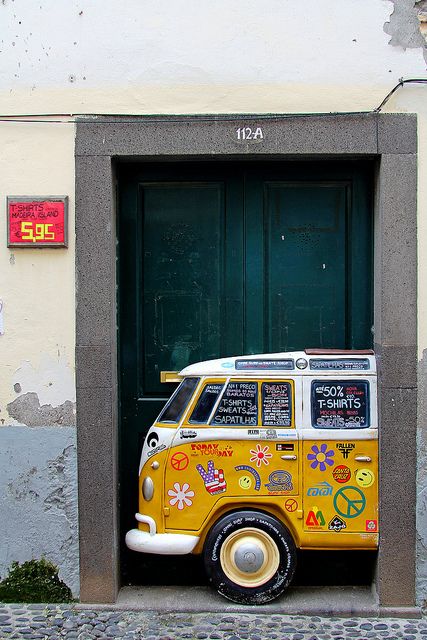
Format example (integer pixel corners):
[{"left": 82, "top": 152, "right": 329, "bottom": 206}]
[
  {"left": 281, "top": 454, "right": 297, "bottom": 460},
  {"left": 355, "top": 456, "right": 372, "bottom": 462}
]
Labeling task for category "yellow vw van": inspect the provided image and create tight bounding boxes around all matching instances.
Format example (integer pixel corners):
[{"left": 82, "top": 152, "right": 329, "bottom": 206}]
[{"left": 126, "top": 350, "right": 378, "bottom": 604}]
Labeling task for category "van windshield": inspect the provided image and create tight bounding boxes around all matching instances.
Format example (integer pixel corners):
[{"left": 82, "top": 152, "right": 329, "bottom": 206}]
[
  {"left": 158, "top": 377, "right": 200, "bottom": 423},
  {"left": 189, "top": 383, "right": 224, "bottom": 424}
]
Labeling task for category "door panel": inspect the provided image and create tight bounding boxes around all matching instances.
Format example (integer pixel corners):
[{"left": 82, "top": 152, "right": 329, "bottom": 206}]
[
  {"left": 264, "top": 183, "right": 347, "bottom": 350},
  {"left": 164, "top": 432, "right": 300, "bottom": 532},
  {"left": 142, "top": 182, "right": 224, "bottom": 395},
  {"left": 302, "top": 437, "right": 378, "bottom": 535}
]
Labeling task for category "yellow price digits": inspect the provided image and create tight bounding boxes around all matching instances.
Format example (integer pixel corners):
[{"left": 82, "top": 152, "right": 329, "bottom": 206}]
[{"left": 21, "top": 222, "right": 55, "bottom": 242}]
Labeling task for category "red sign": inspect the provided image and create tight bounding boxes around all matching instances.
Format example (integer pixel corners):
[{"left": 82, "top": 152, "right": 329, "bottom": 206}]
[
  {"left": 365, "top": 519, "right": 378, "bottom": 532},
  {"left": 7, "top": 197, "right": 68, "bottom": 247}
]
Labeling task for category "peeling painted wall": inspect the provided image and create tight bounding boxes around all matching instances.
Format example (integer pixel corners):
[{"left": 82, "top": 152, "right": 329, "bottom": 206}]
[
  {"left": 0, "top": 0, "right": 425, "bottom": 115},
  {"left": 384, "top": 0, "right": 427, "bottom": 61},
  {"left": 0, "top": 107, "right": 76, "bottom": 592},
  {"left": 0, "top": 427, "right": 79, "bottom": 596}
]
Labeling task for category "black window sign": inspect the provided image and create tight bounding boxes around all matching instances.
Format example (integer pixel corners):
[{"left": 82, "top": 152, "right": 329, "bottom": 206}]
[
  {"left": 310, "top": 359, "right": 370, "bottom": 371},
  {"left": 211, "top": 382, "right": 258, "bottom": 425},
  {"left": 262, "top": 382, "right": 292, "bottom": 427},
  {"left": 236, "top": 359, "right": 294, "bottom": 371},
  {"left": 311, "top": 380, "right": 370, "bottom": 429},
  {"left": 189, "top": 384, "right": 224, "bottom": 424}
]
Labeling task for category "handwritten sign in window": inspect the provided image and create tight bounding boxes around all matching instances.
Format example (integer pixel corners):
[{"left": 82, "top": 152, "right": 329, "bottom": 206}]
[
  {"left": 311, "top": 380, "right": 370, "bottom": 429},
  {"left": 211, "top": 381, "right": 258, "bottom": 426},
  {"left": 7, "top": 197, "right": 68, "bottom": 247},
  {"left": 262, "top": 382, "right": 293, "bottom": 427},
  {"left": 189, "top": 383, "right": 224, "bottom": 424}
]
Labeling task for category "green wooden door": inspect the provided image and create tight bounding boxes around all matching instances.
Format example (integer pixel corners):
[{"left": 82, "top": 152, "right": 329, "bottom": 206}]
[{"left": 118, "top": 161, "right": 372, "bottom": 583}]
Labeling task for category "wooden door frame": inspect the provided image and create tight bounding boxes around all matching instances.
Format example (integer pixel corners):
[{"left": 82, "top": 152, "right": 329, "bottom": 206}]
[{"left": 75, "top": 114, "right": 417, "bottom": 609}]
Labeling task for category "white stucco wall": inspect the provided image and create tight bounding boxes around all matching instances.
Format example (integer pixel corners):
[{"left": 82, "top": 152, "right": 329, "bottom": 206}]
[
  {"left": 0, "top": 0, "right": 425, "bottom": 115},
  {"left": 0, "top": 121, "right": 75, "bottom": 421},
  {"left": 0, "top": 0, "right": 426, "bottom": 602}
]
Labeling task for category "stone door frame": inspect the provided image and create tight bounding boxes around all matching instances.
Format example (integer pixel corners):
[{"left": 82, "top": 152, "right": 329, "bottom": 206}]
[{"left": 75, "top": 113, "right": 417, "bottom": 606}]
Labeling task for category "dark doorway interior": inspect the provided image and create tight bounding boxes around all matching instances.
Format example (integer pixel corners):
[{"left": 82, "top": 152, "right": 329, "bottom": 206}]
[{"left": 117, "top": 159, "right": 374, "bottom": 588}]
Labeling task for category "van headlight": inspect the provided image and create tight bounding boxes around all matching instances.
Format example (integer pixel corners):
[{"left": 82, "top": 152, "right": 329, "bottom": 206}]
[{"left": 142, "top": 476, "right": 154, "bottom": 501}]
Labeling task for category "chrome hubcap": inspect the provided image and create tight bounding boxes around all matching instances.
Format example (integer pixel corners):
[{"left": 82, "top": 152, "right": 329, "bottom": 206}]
[{"left": 234, "top": 543, "right": 264, "bottom": 573}]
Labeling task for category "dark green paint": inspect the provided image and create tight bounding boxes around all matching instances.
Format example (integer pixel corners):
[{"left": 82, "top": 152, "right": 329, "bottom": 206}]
[{"left": 117, "top": 161, "right": 373, "bottom": 584}]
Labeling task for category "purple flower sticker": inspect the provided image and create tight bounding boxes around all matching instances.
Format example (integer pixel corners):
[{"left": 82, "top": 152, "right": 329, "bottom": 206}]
[{"left": 307, "top": 443, "right": 334, "bottom": 472}]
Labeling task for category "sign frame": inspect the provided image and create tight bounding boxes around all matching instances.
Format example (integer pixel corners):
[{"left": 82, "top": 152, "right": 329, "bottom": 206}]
[
  {"left": 310, "top": 379, "right": 370, "bottom": 429},
  {"left": 7, "top": 196, "right": 68, "bottom": 248}
]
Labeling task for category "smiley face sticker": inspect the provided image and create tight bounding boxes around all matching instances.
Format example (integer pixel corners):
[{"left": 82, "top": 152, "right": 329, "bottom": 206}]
[
  {"left": 355, "top": 468, "right": 375, "bottom": 488},
  {"left": 239, "top": 475, "right": 252, "bottom": 490}
]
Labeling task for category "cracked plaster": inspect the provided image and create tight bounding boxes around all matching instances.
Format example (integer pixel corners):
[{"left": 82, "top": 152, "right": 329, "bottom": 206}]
[
  {"left": 384, "top": 0, "right": 427, "bottom": 62},
  {"left": 7, "top": 392, "right": 76, "bottom": 427}
]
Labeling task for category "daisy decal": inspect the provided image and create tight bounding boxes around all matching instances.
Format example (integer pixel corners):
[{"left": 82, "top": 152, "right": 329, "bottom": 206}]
[
  {"left": 307, "top": 444, "right": 334, "bottom": 472},
  {"left": 250, "top": 444, "right": 272, "bottom": 468},
  {"left": 168, "top": 482, "right": 195, "bottom": 510}
]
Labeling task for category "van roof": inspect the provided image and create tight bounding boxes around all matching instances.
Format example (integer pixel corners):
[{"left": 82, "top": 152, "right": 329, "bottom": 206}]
[{"left": 180, "top": 350, "right": 376, "bottom": 377}]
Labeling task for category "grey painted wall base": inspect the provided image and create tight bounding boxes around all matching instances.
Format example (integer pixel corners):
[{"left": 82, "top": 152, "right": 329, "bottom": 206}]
[
  {"left": 76, "top": 113, "right": 417, "bottom": 606},
  {"left": 0, "top": 426, "right": 79, "bottom": 596}
]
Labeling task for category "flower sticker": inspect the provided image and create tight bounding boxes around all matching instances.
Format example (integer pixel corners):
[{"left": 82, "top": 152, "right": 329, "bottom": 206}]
[
  {"left": 168, "top": 482, "right": 195, "bottom": 510},
  {"left": 307, "top": 444, "right": 334, "bottom": 471},
  {"left": 250, "top": 444, "right": 272, "bottom": 468}
]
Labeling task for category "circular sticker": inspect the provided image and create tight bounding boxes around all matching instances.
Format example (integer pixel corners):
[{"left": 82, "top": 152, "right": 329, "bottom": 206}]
[
  {"left": 333, "top": 486, "right": 366, "bottom": 519},
  {"left": 332, "top": 465, "right": 351, "bottom": 483},
  {"left": 171, "top": 451, "right": 189, "bottom": 471},
  {"left": 355, "top": 468, "right": 375, "bottom": 488},
  {"left": 285, "top": 498, "right": 298, "bottom": 513},
  {"left": 239, "top": 475, "right": 252, "bottom": 490}
]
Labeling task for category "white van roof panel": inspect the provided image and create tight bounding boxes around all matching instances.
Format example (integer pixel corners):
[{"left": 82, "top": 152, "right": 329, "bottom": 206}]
[{"left": 180, "top": 350, "right": 377, "bottom": 377}]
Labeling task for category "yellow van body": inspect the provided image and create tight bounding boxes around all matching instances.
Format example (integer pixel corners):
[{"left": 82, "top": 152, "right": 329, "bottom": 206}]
[{"left": 126, "top": 350, "right": 378, "bottom": 603}]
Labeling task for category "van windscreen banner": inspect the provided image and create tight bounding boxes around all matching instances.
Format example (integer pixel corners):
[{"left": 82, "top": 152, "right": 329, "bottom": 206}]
[{"left": 311, "top": 380, "right": 370, "bottom": 429}]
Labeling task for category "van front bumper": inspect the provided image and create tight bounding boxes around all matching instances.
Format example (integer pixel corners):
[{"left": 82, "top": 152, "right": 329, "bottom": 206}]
[{"left": 125, "top": 513, "right": 200, "bottom": 555}]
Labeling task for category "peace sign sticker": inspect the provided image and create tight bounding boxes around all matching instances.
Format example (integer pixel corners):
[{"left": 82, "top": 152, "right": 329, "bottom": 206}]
[
  {"left": 333, "top": 486, "right": 366, "bottom": 519},
  {"left": 171, "top": 451, "right": 189, "bottom": 471},
  {"left": 285, "top": 498, "right": 298, "bottom": 513}
]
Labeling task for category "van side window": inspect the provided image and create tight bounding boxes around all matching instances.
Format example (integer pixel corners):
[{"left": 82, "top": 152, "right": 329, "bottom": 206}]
[
  {"left": 210, "top": 381, "right": 258, "bottom": 426},
  {"left": 311, "top": 380, "right": 370, "bottom": 429},
  {"left": 158, "top": 377, "right": 200, "bottom": 423},
  {"left": 189, "top": 383, "right": 224, "bottom": 424},
  {"left": 261, "top": 382, "right": 293, "bottom": 427}
]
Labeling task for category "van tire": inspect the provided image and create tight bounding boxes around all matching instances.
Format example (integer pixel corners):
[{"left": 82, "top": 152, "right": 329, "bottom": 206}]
[{"left": 203, "top": 510, "right": 297, "bottom": 604}]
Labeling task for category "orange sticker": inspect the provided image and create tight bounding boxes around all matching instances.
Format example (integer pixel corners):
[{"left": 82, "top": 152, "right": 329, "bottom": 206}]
[
  {"left": 332, "top": 465, "right": 351, "bottom": 483},
  {"left": 285, "top": 498, "right": 298, "bottom": 512}
]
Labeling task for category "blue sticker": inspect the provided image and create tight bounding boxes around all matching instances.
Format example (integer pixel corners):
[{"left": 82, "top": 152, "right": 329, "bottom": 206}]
[
  {"left": 265, "top": 470, "right": 293, "bottom": 492},
  {"left": 307, "top": 481, "right": 333, "bottom": 497}
]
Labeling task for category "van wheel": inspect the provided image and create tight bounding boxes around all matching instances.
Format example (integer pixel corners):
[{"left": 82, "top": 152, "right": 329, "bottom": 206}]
[{"left": 203, "top": 511, "right": 297, "bottom": 604}]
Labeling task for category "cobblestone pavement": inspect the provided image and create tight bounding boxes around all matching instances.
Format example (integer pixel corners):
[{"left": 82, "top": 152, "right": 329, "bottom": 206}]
[{"left": 0, "top": 607, "right": 427, "bottom": 640}]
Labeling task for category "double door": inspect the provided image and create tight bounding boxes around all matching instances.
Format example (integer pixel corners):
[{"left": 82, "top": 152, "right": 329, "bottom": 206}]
[{"left": 118, "top": 160, "right": 372, "bottom": 581}]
